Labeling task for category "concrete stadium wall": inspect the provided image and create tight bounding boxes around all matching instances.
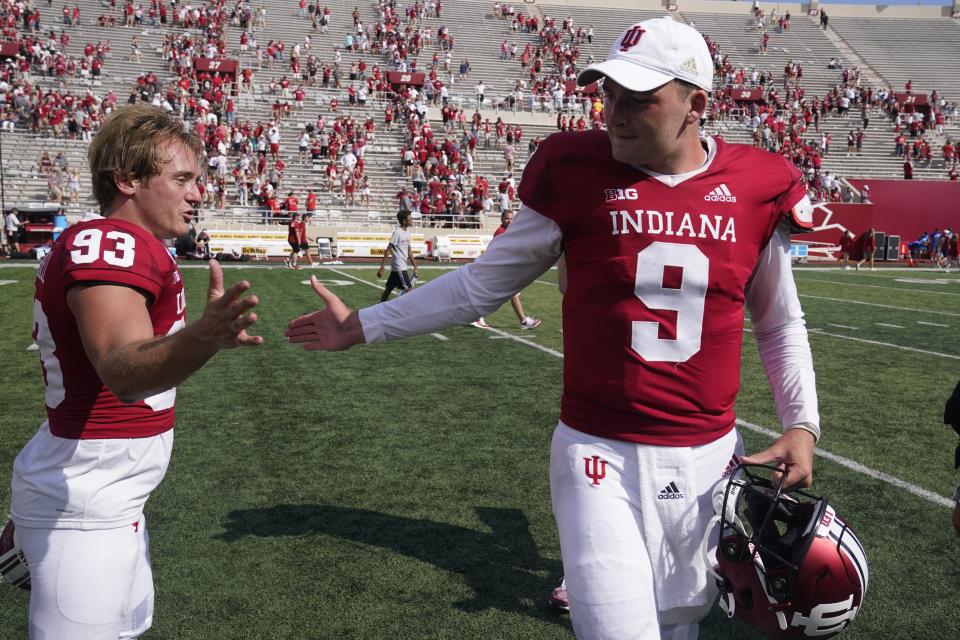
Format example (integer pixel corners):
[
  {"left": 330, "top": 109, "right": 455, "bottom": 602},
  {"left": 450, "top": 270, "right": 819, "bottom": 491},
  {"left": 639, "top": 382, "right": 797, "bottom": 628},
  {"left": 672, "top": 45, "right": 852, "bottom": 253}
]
[{"left": 531, "top": 0, "right": 956, "bottom": 19}]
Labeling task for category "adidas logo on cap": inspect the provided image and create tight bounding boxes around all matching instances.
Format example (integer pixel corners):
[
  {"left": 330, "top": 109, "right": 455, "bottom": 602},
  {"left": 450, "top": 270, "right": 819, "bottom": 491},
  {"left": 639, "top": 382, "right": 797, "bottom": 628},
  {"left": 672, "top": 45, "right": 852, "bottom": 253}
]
[
  {"left": 658, "top": 481, "right": 685, "bottom": 500},
  {"left": 704, "top": 183, "right": 737, "bottom": 203}
]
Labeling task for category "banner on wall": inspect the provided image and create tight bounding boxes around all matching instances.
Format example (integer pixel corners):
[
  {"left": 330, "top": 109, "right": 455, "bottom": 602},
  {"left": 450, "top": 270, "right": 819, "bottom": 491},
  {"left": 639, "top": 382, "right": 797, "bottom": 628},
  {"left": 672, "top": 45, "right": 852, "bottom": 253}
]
[{"left": 791, "top": 203, "right": 875, "bottom": 260}]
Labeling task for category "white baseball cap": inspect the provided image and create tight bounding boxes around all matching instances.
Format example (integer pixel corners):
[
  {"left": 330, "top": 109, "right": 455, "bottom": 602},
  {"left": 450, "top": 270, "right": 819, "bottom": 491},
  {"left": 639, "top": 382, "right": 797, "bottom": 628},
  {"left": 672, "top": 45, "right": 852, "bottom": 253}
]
[{"left": 577, "top": 17, "right": 714, "bottom": 93}]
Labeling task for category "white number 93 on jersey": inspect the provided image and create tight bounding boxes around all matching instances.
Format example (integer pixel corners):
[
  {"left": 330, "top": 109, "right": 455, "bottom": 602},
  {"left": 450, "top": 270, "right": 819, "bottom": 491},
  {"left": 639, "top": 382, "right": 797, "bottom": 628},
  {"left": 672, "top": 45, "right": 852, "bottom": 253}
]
[{"left": 70, "top": 228, "right": 137, "bottom": 268}]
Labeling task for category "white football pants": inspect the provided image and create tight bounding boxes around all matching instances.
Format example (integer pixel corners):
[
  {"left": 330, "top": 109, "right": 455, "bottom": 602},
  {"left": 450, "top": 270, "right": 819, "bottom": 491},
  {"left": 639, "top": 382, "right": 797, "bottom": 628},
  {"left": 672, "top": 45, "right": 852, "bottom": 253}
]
[
  {"left": 19, "top": 515, "right": 154, "bottom": 640},
  {"left": 550, "top": 422, "right": 743, "bottom": 640}
]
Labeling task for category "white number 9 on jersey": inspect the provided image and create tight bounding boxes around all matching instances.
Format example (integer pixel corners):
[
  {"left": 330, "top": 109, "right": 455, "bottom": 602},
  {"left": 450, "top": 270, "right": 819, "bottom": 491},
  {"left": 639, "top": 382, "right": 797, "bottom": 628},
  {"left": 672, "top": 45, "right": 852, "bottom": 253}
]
[
  {"left": 70, "top": 229, "right": 137, "bottom": 268},
  {"left": 632, "top": 242, "right": 708, "bottom": 362}
]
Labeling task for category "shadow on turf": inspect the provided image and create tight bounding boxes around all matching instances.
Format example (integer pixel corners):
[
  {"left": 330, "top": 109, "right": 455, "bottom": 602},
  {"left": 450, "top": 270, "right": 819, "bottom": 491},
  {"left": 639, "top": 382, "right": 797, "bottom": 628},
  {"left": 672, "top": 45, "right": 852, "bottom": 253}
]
[
  {"left": 217, "top": 504, "right": 568, "bottom": 625},
  {"left": 216, "top": 505, "right": 762, "bottom": 638}
]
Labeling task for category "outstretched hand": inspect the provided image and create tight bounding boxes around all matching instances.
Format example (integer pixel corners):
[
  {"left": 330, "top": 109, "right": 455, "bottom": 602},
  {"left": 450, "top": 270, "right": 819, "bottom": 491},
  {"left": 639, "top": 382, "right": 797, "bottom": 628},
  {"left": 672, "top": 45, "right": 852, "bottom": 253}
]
[
  {"left": 285, "top": 276, "right": 365, "bottom": 351},
  {"left": 193, "top": 259, "right": 264, "bottom": 349},
  {"left": 739, "top": 427, "right": 816, "bottom": 493}
]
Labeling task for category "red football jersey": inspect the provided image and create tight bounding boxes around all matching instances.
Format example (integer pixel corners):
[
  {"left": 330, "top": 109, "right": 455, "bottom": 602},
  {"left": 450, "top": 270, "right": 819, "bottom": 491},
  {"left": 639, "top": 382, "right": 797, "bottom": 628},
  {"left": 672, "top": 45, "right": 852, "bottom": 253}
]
[
  {"left": 519, "top": 132, "right": 806, "bottom": 446},
  {"left": 33, "top": 217, "right": 186, "bottom": 439}
]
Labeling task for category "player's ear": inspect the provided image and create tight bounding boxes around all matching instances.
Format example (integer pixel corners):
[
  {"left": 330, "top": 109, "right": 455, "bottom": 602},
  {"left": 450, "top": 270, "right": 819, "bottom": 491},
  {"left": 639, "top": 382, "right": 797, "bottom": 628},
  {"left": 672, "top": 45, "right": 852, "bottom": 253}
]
[
  {"left": 688, "top": 89, "right": 708, "bottom": 124},
  {"left": 113, "top": 171, "right": 138, "bottom": 197}
]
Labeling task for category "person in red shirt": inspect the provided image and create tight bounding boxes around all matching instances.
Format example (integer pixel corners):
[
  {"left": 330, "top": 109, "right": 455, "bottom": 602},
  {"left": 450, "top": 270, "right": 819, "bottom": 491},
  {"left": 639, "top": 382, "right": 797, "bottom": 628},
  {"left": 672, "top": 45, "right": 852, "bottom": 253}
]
[
  {"left": 287, "top": 21, "right": 821, "bottom": 639},
  {"left": 7, "top": 104, "right": 262, "bottom": 638},
  {"left": 286, "top": 211, "right": 314, "bottom": 268},
  {"left": 837, "top": 230, "right": 856, "bottom": 269},
  {"left": 284, "top": 190, "right": 299, "bottom": 212},
  {"left": 856, "top": 228, "right": 877, "bottom": 271},
  {"left": 946, "top": 232, "right": 960, "bottom": 272}
]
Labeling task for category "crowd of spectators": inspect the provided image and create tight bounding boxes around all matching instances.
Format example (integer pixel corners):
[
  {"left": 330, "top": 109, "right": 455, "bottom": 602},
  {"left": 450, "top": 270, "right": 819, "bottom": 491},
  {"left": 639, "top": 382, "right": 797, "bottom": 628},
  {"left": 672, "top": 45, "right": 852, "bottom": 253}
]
[
  {"left": 696, "top": 14, "right": 960, "bottom": 202},
  {"left": 0, "top": 0, "right": 958, "bottom": 225}
]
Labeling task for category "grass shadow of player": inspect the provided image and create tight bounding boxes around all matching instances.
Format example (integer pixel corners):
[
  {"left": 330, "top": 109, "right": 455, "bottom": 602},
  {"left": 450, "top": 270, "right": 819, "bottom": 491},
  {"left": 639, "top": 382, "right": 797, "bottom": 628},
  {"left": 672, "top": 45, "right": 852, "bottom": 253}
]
[{"left": 217, "top": 504, "right": 567, "bottom": 625}]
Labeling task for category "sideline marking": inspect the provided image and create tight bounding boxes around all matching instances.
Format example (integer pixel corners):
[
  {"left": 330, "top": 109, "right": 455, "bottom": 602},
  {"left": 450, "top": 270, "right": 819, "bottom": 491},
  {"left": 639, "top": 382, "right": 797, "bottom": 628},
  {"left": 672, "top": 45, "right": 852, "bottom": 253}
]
[
  {"left": 796, "top": 277, "right": 960, "bottom": 296},
  {"left": 918, "top": 321, "right": 950, "bottom": 328},
  {"left": 875, "top": 322, "right": 905, "bottom": 329},
  {"left": 827, "top": 323, "right": 858, "bottom": 330},
  {"left": 300, "top": 279, "right": 354, "bottom": 286},
  {"left": 806, "top": 328, "right": 960, "bottom": 360},
  {"left": 331, "top": 267, "right": 953, "bottom": 508},
  {"left": 799, "top": 294, "right": 960, "bottom": 317}
]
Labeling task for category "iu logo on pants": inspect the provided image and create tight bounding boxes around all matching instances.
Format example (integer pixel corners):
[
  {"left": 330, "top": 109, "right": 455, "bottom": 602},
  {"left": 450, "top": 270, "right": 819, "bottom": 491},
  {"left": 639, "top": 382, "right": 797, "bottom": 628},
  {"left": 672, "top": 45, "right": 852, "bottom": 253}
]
[{"left": 584, "top": 455, "right": 607, "bottom": 485}]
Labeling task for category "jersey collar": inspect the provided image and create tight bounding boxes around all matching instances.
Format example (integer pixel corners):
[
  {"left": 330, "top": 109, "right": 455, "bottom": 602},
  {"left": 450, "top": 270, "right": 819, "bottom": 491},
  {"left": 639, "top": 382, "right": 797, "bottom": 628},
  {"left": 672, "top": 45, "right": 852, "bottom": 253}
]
[{"left": 637, "top": 136, "right": 717, "bottom": 188}]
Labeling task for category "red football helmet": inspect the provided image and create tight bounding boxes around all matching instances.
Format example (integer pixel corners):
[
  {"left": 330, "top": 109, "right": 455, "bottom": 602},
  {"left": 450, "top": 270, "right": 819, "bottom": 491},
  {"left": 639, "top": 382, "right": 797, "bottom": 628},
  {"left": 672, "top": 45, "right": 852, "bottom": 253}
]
[
  {"left": 0, "top": 519, "right": 31, "bottom": 590},
  {"left": 708, "top": 464, "right": 868, "bottom": 639}
]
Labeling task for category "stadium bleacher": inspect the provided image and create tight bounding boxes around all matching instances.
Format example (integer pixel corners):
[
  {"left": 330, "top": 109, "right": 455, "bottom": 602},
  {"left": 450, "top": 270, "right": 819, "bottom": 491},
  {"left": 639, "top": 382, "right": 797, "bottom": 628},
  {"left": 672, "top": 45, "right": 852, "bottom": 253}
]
[{"left": 0, "top": 0, "right": 957, "bottom": 254}]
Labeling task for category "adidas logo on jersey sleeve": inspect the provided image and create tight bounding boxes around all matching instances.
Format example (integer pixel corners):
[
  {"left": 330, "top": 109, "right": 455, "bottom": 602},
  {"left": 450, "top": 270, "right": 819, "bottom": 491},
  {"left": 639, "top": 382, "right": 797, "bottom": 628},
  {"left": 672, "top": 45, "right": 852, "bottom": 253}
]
[{"left": 704, "top": 183, "right": 737, "bottom": 203}]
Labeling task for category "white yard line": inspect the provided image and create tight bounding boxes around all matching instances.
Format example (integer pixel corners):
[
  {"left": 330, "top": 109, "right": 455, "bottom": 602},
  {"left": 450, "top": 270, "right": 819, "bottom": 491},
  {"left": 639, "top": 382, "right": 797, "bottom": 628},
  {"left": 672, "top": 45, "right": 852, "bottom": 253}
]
[
  {"left": 795, "top": 277, "right": 960, "bottom": 297},
  {"left": 484, "top": 326, "right": 564, "bottom": 357},
  {"left": 431, "top": 333, "right": 449, "bottom": 341},
  {"left": 798, "top": 294, "right": 960, "bottom": 317},
  {"left": 874, "top": 323, "right": 905, "bottom": 329},
  {"left": 827, "top": 323, "right": 858, "bottom": 330},
  {"left": 917, "top": 321, "right": 950, "bottom": 328},
  {"left": 806, "top": 328, "right": 960, "bottom": 360},
  {"left": 329, "top": 267, "right": 386, "bottom": 289},
  {"left": 793, "top": 267, "right": 945, "bottom": 273}
]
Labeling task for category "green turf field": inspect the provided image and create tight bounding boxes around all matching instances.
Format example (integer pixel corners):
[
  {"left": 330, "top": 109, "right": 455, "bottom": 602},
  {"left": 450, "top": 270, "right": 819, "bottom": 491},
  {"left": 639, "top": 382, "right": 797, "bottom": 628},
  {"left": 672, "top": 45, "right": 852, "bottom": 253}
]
[{"left": 0, "top": 263, "right": 958, "bottom": 639}]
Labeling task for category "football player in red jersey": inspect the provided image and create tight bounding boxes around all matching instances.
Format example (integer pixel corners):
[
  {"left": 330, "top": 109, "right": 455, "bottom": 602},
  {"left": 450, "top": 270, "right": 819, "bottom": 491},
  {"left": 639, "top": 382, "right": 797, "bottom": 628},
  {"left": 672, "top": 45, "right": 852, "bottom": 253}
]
[
  {"left": 8, "top": 104, "right": 263, "bottom": 639},
  {"left": 287, "top": 18, "right": 819, "bottom": 639}
]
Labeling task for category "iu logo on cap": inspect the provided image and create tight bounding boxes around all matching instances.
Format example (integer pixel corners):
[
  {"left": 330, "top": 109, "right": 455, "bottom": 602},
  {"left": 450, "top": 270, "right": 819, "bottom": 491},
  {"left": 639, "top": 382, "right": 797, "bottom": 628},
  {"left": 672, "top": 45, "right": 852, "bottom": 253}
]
[{"left": 619, "top": 26, "right": 646, "bottom": 51}]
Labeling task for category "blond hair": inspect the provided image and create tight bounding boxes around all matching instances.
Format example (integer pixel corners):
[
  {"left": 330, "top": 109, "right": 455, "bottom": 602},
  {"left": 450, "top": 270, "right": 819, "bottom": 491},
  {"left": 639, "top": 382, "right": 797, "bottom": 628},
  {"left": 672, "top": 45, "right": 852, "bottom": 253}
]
[{"left": 87, "top": 104, "right": 203, "bottom": 211}]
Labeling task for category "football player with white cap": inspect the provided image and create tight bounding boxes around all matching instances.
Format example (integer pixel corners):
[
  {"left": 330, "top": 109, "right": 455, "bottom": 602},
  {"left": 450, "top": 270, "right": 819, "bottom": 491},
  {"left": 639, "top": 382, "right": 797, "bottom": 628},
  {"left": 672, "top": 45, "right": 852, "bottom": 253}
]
[{"left": 287, "top": 17, "right": 820, "bottom": 640}]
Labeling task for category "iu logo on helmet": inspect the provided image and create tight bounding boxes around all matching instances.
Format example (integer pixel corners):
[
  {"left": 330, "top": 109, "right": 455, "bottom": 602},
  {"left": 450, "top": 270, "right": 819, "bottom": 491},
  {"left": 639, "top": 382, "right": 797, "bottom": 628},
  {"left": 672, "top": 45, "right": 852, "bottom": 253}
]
[
  {"left": 790, "top": 595, "right": 858, "bottom": 637},
  {"left": 619, "top": 26, "right": 646, "bottom": 51}
]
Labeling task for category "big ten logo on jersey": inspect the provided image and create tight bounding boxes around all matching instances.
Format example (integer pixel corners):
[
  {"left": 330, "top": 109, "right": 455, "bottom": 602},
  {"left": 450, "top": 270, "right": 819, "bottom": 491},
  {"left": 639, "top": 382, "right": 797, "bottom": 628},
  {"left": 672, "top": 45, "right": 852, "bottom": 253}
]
[{"left": 605, "top": 188, "right": 639, "bottom": 201}]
